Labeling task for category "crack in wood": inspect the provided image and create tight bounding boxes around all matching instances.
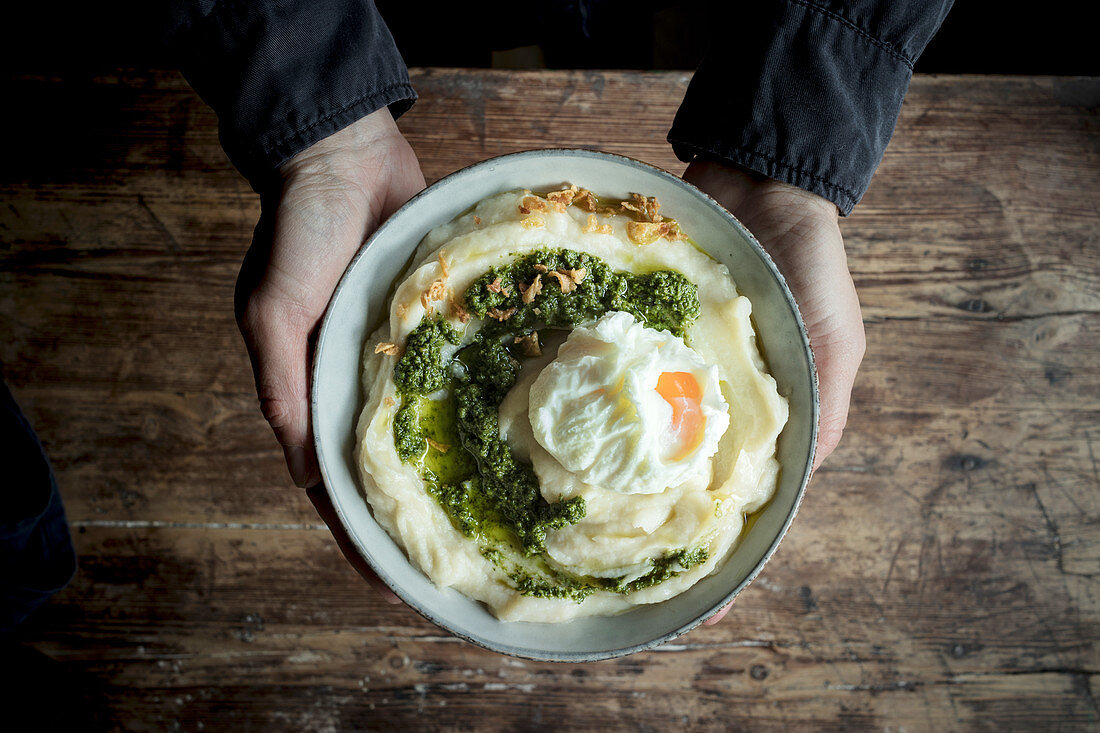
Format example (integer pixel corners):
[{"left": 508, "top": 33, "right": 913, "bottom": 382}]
[
  {"left": 70, "top": 519, "right": 327, "bottom": 530},
  {"left": 864, "top": 310, "right": 1100, "bottom": 324}
]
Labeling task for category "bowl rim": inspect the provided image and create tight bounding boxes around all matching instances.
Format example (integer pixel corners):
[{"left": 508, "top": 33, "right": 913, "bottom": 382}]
[{"left": 311, "top": 147, "right": 818, "bottom": 661}]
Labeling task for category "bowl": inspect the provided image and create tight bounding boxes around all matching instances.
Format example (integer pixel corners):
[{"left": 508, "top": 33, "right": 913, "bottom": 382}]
[{"left": 311, "top": 149, "right": 817, "bottom": 661}]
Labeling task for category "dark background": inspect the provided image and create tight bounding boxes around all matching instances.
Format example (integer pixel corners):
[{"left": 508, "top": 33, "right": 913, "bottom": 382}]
[
  {"left": 3, "top": 2, "right": 1091, "bottom": 192},
  {"left": 1, "top": 1, "right": 1094, "bottom": 75}
]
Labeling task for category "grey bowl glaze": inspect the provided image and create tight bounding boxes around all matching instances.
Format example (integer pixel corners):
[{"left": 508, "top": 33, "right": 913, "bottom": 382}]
[{"left": 312, "top": 149, "right": 817, "bottom": 662}]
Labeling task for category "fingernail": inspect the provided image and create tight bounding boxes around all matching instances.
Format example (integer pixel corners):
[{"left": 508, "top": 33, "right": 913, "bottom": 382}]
[{"left": 284, "top": 445, "right": 309, "bottom": 487}]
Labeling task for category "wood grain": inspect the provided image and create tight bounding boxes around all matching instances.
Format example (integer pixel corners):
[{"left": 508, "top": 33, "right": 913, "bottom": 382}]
[{"left": 1, "top": 69, "right": 1097, "bottom": 730}]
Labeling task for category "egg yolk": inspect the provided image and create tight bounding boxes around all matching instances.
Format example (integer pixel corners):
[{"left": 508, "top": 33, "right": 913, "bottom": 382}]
[{"left": 655, "top": 371, "right": 706, "bottom": 462}]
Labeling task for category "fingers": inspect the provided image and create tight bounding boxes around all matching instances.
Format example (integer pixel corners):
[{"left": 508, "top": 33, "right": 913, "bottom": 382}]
[
  {"left": 237, "top": 184, "right": 372, "bottom": 486},
  {"left": 776, "top": 238, "right": 865, "bottom": 471},
  {"left": 808, "top": 299, "right": 866, "bottom": 470},
  {"left": 682, "top": 161, "right": 865, "bottom": 471},
  {"left": 238, "top": 287, "right": 323, "bottom": 487},
  {"left": 703, "top": 600, "right": 733, "bottom": 625},
  {"left": 719, "top": 179, "right": 863, "bottom": 470},
  {"left": 784, "top": 229, "right": 864, "bottom": 470},
  {"left": 236, "top": 113, "right": 425, "bottom": 488},
  {"left": 773, "top": 226, "right": 864, "bottom": 470},
  {"left": 235, "top": 111, "right": 426, "bottom": 604},
  {"left": 307, "top": 485, "right": 401, "bottom": 603}
]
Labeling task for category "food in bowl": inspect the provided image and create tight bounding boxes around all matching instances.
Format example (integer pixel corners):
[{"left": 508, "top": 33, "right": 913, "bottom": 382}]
[{"left": 355, "top": 185, "right": 788, "bottom": 622}]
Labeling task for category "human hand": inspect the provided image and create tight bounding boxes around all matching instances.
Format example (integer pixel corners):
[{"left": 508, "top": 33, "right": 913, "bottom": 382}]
[
  {"left": 683, "top": 160, "right": 865, "bottom": 624},
  {"left": 684, "top": 160, "right": 865, "bottom": 470},
  {"left": 235, "top": 108, "right": 423, "bottom": 601},
  {"left": 236, "top": 107, "right": 425, "bottom": 489}
]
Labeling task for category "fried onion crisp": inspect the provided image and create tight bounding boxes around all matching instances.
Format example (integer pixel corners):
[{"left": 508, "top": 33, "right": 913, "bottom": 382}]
[
  {"left": 473, "top": 215, "right": 482, "bottom": 225},
  {"left": 425, "top": 436, "right": 450, "bottom": 453},
  {"left": 663, "top": 220, "right": 687, "bottom": 240},
  {"left": 521, "top": 214, "right": 546, "bottom": 229},
  {"left": 438, "top": 250, "right": 450, "bottom": 277},
  {"left": 375, "top": 342, "right": 402, "bottom": 356},
  {"left": 421, "top": 279, "right": 448, "bottom": 309},
  {"left": 383, "top": 396, "right": 396, "bottom": 407},
  {"left": 487, "top": 306, "right": 518, "bottom": 322},
  {"left": 626, "top": 220, "right": 685, "bottom": 244},
  {"left": 629, "top": 192, "right": 663, "bottom": 222},
  {"left": 521, "top": 274, "right": 543, "bottom": 304},
  {"left": 581, "top": 214, "right": 612, "bottom": 235},
  {"left": 515, "top": 332, "right": 542, "bottom": 357},
  {"left": 450, "top": 298, "right": 472, "bottom": 323},
  {"left": 548, "top": 270, "right": 578, "bottom": 294},
  {"left": 546, "top": 188, "right": 577, "bottom": 212},
  {"left": 486, "top": 277, "right": 505, "bottom": 294},
  {"left": 565, "top": 267, "right": 586, "bottom": 284},
  {"left": 519, "top": 195, "right": 548, "bottom": 215},
  {"left": 573, "top": 189, "right": 598, "bottom": 212},
  {"left": 626, "top": 221, "right": 662, "bottom": 245},
  {"left": 533, "top": 263, "right": 549, "bottom": 273}
]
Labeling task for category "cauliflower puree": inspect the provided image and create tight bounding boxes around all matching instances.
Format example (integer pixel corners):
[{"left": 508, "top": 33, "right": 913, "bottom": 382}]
[{"left": 356, "top": 186, "right": 788, "bottom": 622}]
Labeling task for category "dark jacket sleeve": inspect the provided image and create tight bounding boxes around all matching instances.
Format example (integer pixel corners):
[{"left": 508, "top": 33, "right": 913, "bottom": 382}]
[
  {"left": 669, "top": 0, "right": 953, "bottom": 215},
  {"left": 1, "top": 381, "right": 76, "bottom": 632},
  {"left": 166, "top": 0, "right": 416, "bottom": 192}
]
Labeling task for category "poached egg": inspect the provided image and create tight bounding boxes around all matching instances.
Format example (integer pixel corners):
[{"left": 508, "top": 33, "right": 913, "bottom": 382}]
[{"left": 528, "top": 311, "right": 730, "bottom": 494}]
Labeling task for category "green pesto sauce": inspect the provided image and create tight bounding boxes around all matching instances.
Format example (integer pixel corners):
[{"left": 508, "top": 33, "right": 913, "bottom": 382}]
[
  {"left": 419, "top": 392, "right": 477, "bottom": 485},
  {"left": 390, "top": 247, "right": 705, "bottom": 599},
  {"left": 392, "top": 398, "right": 425, "bottom": 463},
  {"left": 392, "top": 315, "right": 463, "bottom": 462},
  {"left": 451, "top": 338, "right": 586, "bottom": 554},
  {"left": 480, "top": 545, "right": 709, "bottom": 602},
  {"left": 392, "top": 314, "right": 461, "bottom": 395},
  {"left": 479, "top": 547, "right": 593, "bottom": 601},
  {"left": 599, "top": 548, "right": 710, "bottom": 595},
  {"left": 465, "top": 248, "right": 700, "bottom": 339}
]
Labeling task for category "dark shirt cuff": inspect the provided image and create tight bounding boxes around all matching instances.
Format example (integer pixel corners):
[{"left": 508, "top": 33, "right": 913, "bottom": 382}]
[
  {"left": 1, "top": 381, "right": 77, "bottom": 632},
  {"left": 169, "top": 0, "right": 416, "bottom": 192},
  {"left": 669, "top": 1, "right": 921, "bottom": 215}
]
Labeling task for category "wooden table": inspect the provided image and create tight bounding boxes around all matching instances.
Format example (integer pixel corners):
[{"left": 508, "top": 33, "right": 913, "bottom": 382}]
[{"left": 2, "top": 69, "right": 1097, "bottom": 730}]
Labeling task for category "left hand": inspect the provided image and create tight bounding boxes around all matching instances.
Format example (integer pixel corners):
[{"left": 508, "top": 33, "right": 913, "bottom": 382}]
[
  {"left": 235, "top": 109, "right": 423, "bottom": 604},
  {"left": 235, "top": 108, "right": 425, "bottom": 489}
]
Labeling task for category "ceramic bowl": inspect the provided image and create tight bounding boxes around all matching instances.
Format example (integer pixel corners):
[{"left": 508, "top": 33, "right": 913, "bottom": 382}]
[{"left": 312, "top": 149, "right": 817, "bottom": 661}]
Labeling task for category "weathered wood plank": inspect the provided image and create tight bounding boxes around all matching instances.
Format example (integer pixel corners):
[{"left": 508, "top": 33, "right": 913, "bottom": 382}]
[
  {"left": 19, "top": 527, "right": 1098, "bottom": 730},
  {"left": 857, "top": 76, "right": 1100, "bottom": 325},
  {"left": 1, "top": 69, "right": 1097, "bottom": 729},
  {"left": 22, "top": 671, "right": 1091, "bottom": 731}
]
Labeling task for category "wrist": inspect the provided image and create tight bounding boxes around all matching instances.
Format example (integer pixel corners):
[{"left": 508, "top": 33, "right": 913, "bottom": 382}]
[
  {"left": 684, "top": 159, "right": 838, "bottom": 223},
  {"left": 279, "top": 107, "right": 408, "bottom": 187}
]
